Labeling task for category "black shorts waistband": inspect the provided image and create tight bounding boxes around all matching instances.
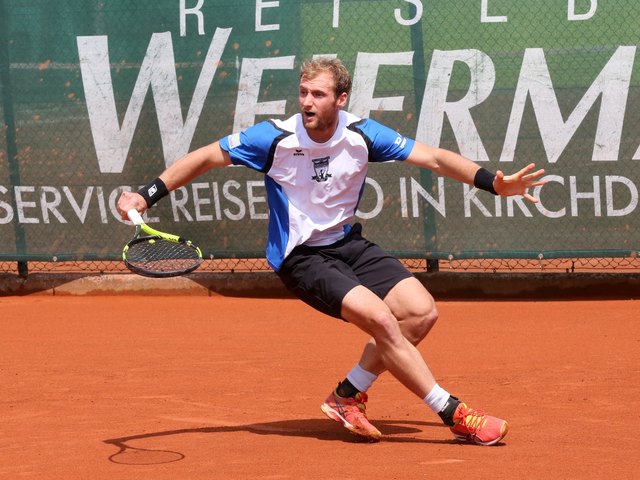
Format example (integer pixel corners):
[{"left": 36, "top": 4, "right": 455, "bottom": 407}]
[{"left": 297, "top": 223, "right": 363, "bottom": 254}]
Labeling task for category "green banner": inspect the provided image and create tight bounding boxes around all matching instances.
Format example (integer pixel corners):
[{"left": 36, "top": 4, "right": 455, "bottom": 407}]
[{"left": 1, "top": 0, "right": 639, "bottom": 262}]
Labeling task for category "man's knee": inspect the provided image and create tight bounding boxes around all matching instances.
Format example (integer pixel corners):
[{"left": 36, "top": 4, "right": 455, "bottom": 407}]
[
  {"left": 402, "top": 304, "right": 439, "bottom": 344},
  {"left": 368, "top": 310, "right": 406, "bottom": 346}
]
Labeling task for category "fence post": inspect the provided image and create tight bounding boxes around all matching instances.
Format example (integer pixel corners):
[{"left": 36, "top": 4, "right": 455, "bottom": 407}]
[
  {"left": 0, "top": 0, "right": 28, "bottom": 277},
  {"left": 408, "top": 3, "right": 439, "bottom": 273}
]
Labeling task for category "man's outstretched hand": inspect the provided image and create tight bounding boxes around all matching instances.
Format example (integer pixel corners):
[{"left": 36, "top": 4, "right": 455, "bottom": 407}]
[{"left": 493, "top": 163, "right": 546, "bottom": 203}]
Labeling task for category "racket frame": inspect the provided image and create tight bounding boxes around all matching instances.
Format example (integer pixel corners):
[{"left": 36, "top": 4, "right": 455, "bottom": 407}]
[{"left": 123, "top": 209, "right": 203, "bottom": 277}]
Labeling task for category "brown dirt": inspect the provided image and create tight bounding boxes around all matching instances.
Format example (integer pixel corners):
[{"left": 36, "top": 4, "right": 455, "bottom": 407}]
[{"left": 1, "top": 296, "right": 638, "bottom": 479}]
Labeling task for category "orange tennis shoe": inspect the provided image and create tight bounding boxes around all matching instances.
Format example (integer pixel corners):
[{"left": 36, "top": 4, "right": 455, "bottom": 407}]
[
  {"left": 450, "top": 402, "right": 509, "bottom": 446},
  {"left": 321, "top": 391, "right": 382, "bottom": 442}
]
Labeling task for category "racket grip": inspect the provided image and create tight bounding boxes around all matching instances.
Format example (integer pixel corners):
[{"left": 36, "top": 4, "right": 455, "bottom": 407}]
[{"left": 127, "top": 209, "right": 144, "bottom": 226}]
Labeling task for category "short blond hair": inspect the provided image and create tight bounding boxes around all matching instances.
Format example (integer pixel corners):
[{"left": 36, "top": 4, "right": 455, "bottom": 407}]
[{"left": 300, "top": 57, "right": 352, "bottom": 97}]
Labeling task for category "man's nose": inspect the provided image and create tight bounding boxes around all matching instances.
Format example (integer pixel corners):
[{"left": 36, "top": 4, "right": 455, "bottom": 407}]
[{"left": 301, "top": 93, "right": 313, "bottom": 106}]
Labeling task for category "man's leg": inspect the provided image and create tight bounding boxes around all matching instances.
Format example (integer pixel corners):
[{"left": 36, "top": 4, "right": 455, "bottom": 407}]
[
  {"left": 339, "top": 284, "right": 437, "bottom": 398},
  {"left": 321, "top": 282, "right": 434, "bottom": 441},
  {"left": 337, "top": 278, "right": 456, "bottom": 429},
  {"left": 331, "top": 281, "right": 509, "bottom": 445},
  {"left": 355, "top": 277, "right": 438, "bottom": 377}
]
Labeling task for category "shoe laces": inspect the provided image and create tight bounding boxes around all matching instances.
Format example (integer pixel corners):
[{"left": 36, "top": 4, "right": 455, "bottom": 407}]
[
  {"left": 352, "top": 392, "right": 368, "bottom": 413},
  {"left": 455, "top": 404, "right": 488, "bottom": 433}
]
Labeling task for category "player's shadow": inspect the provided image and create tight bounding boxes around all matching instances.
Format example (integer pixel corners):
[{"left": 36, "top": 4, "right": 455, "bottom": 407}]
[{"left": 104, "top": 418, "right": 460, "bottom": 465}]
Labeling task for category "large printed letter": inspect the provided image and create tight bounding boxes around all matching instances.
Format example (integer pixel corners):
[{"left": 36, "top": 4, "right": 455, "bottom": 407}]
[
  {"left": 501, "top": 46, "right": 635, "bottom": 163},
  {"left": 394, "top": 0, "right": 423, "bottom": 26},
  {"left": 481, "top": 0, "right": 508, "bottom": 23},
  {"left": 349, "top": 52, "right": 414, "bottom": 118},
  {"left": 0, "top": 186, "right": 14, "bottom": 223},
  {"left": 568, "top": 0, "right": 597, "bottom": 21},
  {"left": 534, "top": 175, "right": 566, "bottom": 218},
  {"left": 180, "top": 0, "right": 205, "bottom": 36},
  {"left": 78, "top": 29, "right": 231, "bottom": 173},
  {"left": 333, "top": 0, "right": 340, "bottom": 28},
  {"left": 256, "top": 0, "right": 280, "bottom": 32},
  {"left": 606, "top": 176, "right": 638, "bottom": 216},
  {"left": 570, "top": 176, "right": 601, "bottom": 216},
  {"left": 416, "top": 49, "right": 495, "bottom": 161},
  {"left": 233, "top": 56, "right": 295, "bottom": 131}
]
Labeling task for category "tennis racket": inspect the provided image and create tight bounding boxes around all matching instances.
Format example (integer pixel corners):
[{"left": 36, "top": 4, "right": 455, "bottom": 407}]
[{"left": 122, "top": 209, "right": 202, "bottom": 278}]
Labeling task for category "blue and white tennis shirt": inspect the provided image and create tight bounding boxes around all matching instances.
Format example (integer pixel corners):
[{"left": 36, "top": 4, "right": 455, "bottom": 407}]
[{"left": 219, "top": 110, "right": 415, "bottom": 271}]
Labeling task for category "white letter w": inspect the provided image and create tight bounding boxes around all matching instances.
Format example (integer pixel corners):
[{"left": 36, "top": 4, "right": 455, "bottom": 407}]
[{"left": 77, "top": 29, "right": 231, "bottom": 173}]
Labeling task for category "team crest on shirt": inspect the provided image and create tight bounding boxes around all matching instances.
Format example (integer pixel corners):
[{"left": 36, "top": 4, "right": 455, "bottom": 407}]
[{"left": 311, "top": 156, "right": 332, "bottom": 183}]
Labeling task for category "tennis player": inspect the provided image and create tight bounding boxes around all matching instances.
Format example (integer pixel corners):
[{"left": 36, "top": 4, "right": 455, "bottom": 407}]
[{"left": 117, "top": 57, "right": 545, "bottom": 445}]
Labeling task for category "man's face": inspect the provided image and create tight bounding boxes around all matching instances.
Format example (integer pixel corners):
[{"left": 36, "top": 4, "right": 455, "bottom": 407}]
[{"left": 298, "top": 72, "right": 347, "bottom": 142}]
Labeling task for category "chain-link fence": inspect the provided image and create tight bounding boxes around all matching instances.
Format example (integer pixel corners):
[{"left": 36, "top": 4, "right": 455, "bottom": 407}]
[{"left": 1, "top": 0, "right": 639, "bottom": 275}]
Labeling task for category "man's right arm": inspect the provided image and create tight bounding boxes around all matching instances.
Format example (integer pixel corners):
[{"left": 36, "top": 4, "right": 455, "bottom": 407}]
[
  {"left": 158, "top": 141, "right": 232, "bottom": 191},
  {"left": 117, "top": 141, "right": 231, "bottom": 219}
]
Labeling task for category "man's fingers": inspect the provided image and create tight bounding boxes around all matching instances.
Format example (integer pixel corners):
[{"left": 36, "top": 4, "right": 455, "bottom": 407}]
[{"left": 528, "top": 180, "right": 547, "bottom": 188}]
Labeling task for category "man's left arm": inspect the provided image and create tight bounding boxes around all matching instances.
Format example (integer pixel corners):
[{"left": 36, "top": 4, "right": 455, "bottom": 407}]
[{"left": 404, "top": 141, "right": 546, "bottom": 203}]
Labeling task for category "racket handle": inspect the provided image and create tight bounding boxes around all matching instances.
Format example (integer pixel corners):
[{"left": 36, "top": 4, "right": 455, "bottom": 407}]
[{"left": 127, "top": 208, "right": 144, "bottom": 226}]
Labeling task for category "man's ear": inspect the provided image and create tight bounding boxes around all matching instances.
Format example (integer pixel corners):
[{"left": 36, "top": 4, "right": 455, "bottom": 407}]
[{"left": 336, "top": 92, "right": 348, "bottom": 108}]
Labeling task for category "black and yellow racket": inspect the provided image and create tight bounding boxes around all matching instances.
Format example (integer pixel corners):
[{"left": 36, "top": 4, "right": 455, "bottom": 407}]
[{"left": 123, "top": 209, "right": 202, "bottom": 278}]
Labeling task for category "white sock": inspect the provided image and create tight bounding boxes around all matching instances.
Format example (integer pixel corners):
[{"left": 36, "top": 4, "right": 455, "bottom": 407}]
[
  {"left": 423, "top": 384, "right": 451, "bottom": 413},
  {"left": 345, "top": 364, "right": 378, "bottom": 393}
]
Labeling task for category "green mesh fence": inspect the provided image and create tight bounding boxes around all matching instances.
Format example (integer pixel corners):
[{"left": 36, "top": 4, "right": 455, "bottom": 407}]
[{"left": 1, "top": 0, "right": 639, "bottom": 274}]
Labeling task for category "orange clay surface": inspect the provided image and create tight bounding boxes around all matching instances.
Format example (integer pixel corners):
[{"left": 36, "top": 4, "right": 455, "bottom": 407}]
[{"left": 1, "top": 296, "right": 639, "bottom": 479}]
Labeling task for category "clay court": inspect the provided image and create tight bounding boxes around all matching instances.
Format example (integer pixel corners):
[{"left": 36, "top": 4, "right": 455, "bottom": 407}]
[{"left": 2, "top": 294, "right": 638, "bottom": 479}]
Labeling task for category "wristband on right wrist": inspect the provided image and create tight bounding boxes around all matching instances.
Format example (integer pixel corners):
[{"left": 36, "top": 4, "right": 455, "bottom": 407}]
[
  {"left": 473, "top": 167, "right": 498, "bottom": 195},
  {"left": 137, "top": 177, "right": 169, "bottom": 208}
]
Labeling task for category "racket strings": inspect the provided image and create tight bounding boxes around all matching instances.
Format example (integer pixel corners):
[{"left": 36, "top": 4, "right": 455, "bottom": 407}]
[{"left": 125, "top": 237, "right": 201, "bottom": 273}]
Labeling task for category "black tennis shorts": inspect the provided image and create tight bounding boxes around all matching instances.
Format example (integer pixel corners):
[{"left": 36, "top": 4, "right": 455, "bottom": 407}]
[{"left": 276, "top": 223, "right": 413, "bottom": 320}]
